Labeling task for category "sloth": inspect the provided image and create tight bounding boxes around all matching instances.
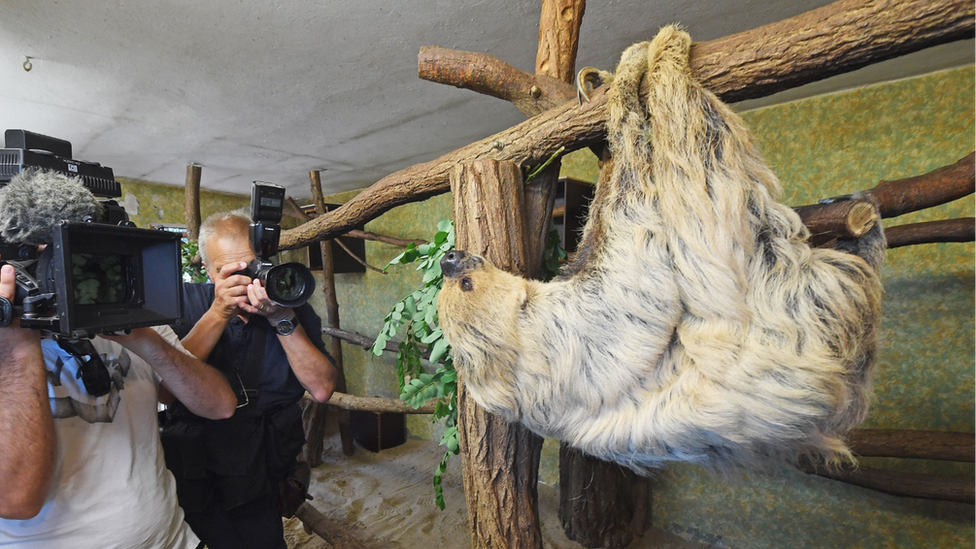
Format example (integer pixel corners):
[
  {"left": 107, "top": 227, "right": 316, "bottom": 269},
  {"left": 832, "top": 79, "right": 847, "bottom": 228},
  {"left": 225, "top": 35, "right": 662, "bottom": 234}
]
[{"left": 436, "top": 26, "right": 885, "bottom": 473}]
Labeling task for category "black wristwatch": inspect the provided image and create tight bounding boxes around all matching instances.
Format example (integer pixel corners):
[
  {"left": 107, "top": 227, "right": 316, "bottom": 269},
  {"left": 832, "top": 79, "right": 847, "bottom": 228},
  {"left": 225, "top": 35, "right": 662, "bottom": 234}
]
[{"left": 274, "top": 313, "right": 297, "bottom": 336}]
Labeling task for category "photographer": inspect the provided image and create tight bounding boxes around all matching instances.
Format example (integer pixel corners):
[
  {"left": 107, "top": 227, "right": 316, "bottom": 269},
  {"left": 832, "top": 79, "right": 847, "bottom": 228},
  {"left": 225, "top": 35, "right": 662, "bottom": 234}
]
[
  {"left": 164, "top": 209, "right": 337, "bottom": 549},
  {"left": 0, "top": 263, "right": 238, "bottom": 547}
]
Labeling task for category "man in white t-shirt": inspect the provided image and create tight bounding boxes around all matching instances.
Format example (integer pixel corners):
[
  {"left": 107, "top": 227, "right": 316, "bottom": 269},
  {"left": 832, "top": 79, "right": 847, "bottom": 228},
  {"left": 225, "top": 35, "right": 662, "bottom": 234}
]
[{"left": 0, "top": 264, "right": 238, "bottom": 548}]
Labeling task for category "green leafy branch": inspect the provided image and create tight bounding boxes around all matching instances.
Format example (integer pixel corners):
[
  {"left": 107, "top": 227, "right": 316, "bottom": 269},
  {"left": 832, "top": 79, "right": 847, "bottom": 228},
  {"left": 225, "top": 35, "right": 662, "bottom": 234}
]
[
  {"left": 371, "top": 220, "right": 459, "bottom": 510},
  {"left": 181, "top": 239, "right": 208, "bottom": 283},
  {"left": 372, "top": 216, "right": 566, "bottom": 510}
]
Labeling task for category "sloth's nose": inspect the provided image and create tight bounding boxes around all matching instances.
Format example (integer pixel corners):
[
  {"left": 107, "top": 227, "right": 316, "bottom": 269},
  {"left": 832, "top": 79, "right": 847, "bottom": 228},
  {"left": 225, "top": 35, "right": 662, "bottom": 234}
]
[{"left": 441, "top": 250, "right": 469, "bottom": 278}]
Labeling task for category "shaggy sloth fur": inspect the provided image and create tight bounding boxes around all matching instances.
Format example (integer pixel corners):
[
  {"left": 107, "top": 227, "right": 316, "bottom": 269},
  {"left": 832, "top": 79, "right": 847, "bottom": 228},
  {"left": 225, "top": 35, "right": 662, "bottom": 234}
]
[{"left": 437, "top": 26, "right": 885, "bottom": 472}]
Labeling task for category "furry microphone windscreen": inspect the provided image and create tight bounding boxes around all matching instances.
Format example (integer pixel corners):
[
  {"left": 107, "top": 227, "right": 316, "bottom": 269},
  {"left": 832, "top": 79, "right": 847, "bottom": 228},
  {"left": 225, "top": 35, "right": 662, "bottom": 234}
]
[{"left": 0, "top": 170, "right": 102, "bottom": 245}]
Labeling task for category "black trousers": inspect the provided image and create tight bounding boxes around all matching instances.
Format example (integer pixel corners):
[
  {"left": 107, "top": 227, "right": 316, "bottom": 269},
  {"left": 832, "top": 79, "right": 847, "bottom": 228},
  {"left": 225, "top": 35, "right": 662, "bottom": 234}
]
[{"left": 185, "top": 491, "right": 286, "bottom": 549}]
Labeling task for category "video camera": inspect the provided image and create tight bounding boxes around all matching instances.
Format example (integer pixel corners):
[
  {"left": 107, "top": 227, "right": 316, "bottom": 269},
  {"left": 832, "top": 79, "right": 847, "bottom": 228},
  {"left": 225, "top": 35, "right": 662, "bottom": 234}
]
[
  {"left": 235, "top": 181, "right": 315, "bottom": 308},
  {"left": 0, "top": 130, "right": 184, "bottom": 339}
]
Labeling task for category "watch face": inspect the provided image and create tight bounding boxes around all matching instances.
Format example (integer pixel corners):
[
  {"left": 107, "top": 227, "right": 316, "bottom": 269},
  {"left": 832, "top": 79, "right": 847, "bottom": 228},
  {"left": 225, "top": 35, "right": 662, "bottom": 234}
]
[{"left": 276, "top": 318, "right": 295, "bottom": 336}]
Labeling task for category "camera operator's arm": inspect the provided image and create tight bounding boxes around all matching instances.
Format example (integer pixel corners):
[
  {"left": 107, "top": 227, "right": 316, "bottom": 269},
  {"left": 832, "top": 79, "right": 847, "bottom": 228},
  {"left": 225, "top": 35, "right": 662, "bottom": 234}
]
[
  {"left": 242, "top": 282, "right": 338, "bottom": 403},
  {"left": 180, "top": 261, "right": 252, "bottom": 361},
  {"left": 0, "top": 265, "right": 56, "bottom": 520},
  {"left": 103, "top": 327, "right": 236, "bottom": 420}
]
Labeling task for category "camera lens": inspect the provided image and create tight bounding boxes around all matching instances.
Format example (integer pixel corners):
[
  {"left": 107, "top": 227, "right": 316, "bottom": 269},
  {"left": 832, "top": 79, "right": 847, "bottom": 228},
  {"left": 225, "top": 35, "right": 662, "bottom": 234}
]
[{"left": 264, "top": 262, "right": 315, "bottom": 308}]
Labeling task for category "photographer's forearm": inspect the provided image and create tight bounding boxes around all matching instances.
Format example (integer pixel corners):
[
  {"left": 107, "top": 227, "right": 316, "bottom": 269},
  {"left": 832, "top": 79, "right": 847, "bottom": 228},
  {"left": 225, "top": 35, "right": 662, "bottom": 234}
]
[
  {"left": 0, "top": 329, "right": 56, "bottom": 520},
  {"left": 278, "top": 325, "right": 338, "bottom": 403},
  {"left": 123, "top": 330, "right": 236, "bottom": 420}
]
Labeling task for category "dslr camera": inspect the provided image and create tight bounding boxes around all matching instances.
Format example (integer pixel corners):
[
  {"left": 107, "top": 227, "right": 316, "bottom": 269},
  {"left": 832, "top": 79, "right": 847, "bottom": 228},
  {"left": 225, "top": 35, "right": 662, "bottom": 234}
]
[
  {"left": 236, "top": 181, "right": 315, "bottom": 308},
  {"left": 0, "top": 130, "right": 184, "bottom": 339}
]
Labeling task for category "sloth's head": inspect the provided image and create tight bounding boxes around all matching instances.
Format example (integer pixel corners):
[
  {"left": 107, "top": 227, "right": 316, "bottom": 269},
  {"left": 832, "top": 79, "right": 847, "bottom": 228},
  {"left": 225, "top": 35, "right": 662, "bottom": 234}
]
[
  {"left": 437, "top": 250, "right": 530, "bottom": 417},
  {"left": 438, "top": 250, "right": 529, "bottom": 353}
]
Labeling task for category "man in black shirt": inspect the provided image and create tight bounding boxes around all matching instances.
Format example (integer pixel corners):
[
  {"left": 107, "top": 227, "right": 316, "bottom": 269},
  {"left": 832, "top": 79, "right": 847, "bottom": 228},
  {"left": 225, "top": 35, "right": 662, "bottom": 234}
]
[{"left": 165, "top": 209, "right": 337, "bottom": 549}]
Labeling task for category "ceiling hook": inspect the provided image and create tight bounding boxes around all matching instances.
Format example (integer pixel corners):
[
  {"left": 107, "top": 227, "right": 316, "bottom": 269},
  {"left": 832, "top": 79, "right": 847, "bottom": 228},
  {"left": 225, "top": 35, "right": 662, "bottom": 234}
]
[{"left": 23, "top": 56, "right": 33, "bottom": 72}]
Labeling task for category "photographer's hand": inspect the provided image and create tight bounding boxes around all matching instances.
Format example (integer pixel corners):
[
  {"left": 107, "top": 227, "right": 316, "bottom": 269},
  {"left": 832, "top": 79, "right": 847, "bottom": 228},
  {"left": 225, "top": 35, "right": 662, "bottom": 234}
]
[
  {"left": 240, "top": 279, "right": 294, "bottom": 323},
  {"left": 212, "top": 261, "right": 253, "bottom": 320},
  {"left": 180, "top": 261, "right": 252, "bottom": 362},
  {"left": 0, "top": 264, "right": 56, "bottom": 520}
]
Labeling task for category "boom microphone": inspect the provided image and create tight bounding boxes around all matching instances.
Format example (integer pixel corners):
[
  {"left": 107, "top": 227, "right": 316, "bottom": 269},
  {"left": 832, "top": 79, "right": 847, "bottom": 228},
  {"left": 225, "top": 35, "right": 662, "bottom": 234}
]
[{"left": 0, "top": 170, "right": 101, "bottom": 246}]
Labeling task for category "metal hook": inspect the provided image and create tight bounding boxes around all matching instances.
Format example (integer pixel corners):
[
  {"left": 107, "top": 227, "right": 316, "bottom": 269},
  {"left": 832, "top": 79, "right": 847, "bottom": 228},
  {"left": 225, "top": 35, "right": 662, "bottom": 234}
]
[{"left": 23, "top": 56, "right": 32, "bottom": 72}]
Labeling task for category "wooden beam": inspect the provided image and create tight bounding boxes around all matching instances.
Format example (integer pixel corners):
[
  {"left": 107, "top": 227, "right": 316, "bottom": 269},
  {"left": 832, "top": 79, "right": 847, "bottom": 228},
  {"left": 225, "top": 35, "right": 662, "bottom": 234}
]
[
  {"left": 294, "top": 503, "right": 370, "bottom": 549},
  {"left": 866, "top": 152, "right": 975, "bottom": 219},
  {"left": 281, "top": 0, "right": 974, "bottom": 250},
  {"left": 418, "top": 47, "right": 576, "bottom": 117},
  {"left": 848, "top": 429, "right": 975, "bottom": 462},
  {"left": 801, "top": 464, "right": 975, "bottom": 503},
  {"left": 452, "top": 159, "right": 544, "bottom": 548},
  {"left": 184, "top": 164, "right": 202, "bottom": 241},
  {"left": 309, "top": 170, "right": 355, "bottom": 459},
  {"left": 328, "top": 391, "right": 437, "bottom": 414},
  {"left": 885, "top": 218, "right": 975, "bottom": 248}
]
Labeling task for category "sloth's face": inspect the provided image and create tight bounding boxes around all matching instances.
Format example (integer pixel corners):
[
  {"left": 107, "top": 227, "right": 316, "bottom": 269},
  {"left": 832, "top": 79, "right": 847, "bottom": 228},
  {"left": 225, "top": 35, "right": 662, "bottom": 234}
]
[
  {"left": 440, "top": 250, "right": 484, "bottom": 293},
  {"left": 437, "top": 250, "right": 529, "bottom": 351}
]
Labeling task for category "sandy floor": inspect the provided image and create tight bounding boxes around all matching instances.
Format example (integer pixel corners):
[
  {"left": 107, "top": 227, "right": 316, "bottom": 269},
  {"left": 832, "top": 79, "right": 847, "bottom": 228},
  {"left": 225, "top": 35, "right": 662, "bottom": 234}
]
[{"left": 283, "top": 418, "right": 704, "bottom": 549}]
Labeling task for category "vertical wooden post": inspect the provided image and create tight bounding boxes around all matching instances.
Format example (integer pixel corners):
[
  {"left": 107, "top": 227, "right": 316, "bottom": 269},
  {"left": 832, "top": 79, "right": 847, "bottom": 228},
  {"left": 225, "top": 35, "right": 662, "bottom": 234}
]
[
  {"left": 452, "top": 159, "right": 544, "bottom": 549},
  {"left": 557, "top": 149, "right": 648, "bottom": 549},
  {"left": 524, "top": 0, "right": 586, "bottom": 279},
  {"left": 184, "top": 164, "right": 202, "bottom": 241},
  {"left": 534, "top": 0, "right": 585, "bottom": 83},
  {"left": 306, "top": 170, "right": 355, "bottom": 461}
]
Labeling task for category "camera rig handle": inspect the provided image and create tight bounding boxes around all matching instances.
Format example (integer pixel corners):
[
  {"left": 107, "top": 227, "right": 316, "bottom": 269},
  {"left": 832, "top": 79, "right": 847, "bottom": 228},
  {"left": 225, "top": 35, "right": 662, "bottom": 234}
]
[{"left": 0, "top": 296, "right": 11, "bottom": 327}]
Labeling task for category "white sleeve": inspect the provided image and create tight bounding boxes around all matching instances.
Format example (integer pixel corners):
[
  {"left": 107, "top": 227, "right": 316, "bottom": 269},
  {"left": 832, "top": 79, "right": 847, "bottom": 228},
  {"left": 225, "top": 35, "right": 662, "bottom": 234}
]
[{"left": 151, "top": 324, "right": 197, "bottom": 359}]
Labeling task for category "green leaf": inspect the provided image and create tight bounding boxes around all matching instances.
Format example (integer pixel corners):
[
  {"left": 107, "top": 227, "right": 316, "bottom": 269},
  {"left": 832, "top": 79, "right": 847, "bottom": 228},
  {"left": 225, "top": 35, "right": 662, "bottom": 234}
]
[{"left": 428, "top": 338, "right": 450, "bottom": 363}]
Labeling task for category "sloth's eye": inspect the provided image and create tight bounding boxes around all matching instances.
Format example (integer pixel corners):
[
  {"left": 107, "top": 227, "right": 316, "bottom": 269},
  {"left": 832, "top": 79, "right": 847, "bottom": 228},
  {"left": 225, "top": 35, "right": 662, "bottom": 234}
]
[{"left": 460, "top": 277, "right": 473, "bottom": 292}]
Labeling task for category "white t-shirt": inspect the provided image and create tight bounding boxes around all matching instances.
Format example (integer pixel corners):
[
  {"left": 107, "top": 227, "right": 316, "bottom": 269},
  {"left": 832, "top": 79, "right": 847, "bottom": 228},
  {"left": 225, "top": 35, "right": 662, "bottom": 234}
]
[{"left": 0, "top": 326, "right": 200, "bottom": 549}]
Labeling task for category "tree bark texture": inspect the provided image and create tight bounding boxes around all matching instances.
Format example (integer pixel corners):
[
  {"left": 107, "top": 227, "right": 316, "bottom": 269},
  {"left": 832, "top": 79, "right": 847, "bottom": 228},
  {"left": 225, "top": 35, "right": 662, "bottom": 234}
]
[
  {"left": 866, "top": 152, "right": 975, "bottom": 219},
  {"left": 558, "top": 445, "right": 648, "bottom": 549},
  {"left": 310, "top": 170, "right": 354, "bottom": 460},
  {"left": 418, "top": 46, "right": 576, "bottom": 118},
  {"left": 848, "top": 429, "right": 975, "bottom": 462},
  {"left": 794, "top": 199, "right": 878, "bottom": 242},
  {"left": 792, "top": 152, "right": 974, "bottom": 243},
  {"left": 184, "top": 164, "right": 202, "bottom": 241},
  {"left": 280, "top": 0, "right": 973, "bottom": 251},
  {"left": 294, "top": 502, "right": 369, "bottom": 549},
  {"left": 535, "top": 0, "right": 586, "bottom": 85},
  {"left": 328, "top": 391, "right": 436, "bottom": 414},
  {"left": 451, "top": 159, "right": 544, "bottom": 549},
  {"left": 885, "top": 218, "right": 975, "bottom": 248}
]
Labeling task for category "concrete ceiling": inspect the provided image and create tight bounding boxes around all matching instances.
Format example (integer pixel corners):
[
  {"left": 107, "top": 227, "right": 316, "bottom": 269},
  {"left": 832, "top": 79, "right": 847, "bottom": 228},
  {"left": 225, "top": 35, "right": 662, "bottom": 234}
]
[{"left": 1, "top": 1, "right": 972, "bottom": 199}]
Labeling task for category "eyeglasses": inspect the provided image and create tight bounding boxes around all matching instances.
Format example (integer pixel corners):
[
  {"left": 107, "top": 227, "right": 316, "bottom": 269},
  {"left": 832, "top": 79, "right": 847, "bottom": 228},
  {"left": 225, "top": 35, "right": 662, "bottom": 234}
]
[{"left": 232, "top": 370, "right": 259, "bottom": 409}]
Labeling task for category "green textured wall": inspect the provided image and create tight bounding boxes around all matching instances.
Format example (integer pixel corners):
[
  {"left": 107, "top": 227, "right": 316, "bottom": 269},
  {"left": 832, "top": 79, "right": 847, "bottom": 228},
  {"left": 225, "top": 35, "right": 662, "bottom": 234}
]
[{"left": 116, "top": 177, "right": 249, "bottom": 228}]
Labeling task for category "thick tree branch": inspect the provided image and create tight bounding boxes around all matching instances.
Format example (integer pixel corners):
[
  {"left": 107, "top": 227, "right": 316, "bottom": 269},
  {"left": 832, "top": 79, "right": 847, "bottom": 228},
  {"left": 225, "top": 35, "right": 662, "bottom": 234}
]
[
  {"left": 281, "top": 0, "right": 974, "bottom": 251},
  {"left": 419, "top": 47, "right": 576, "bottom": 117},
  {"left": 865, "top": 152, "right": 975, "bottom": 219},
  {"left": 795, "top": 199, "right": 878, "bottom": 243},
  {"left": 794, "top": 153, "right": 974, "bottom": 242},
  {"left": 328, "top": 391, "right": 437, "bottom": 414},
  {"left": 294, "top": 503, "right": 370, "bottom": 549},
  {"left": 848, "top": 429, "right": 975, "bottom": 462},
  {"left": 322, "top": 326, "right": 431, "bottom": 359},
  {"left": 885, "top": 218, "right": 975, "bottom": 248},
  {"left": 800, "top": 464, "right": 975, "bottom": 503}
]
